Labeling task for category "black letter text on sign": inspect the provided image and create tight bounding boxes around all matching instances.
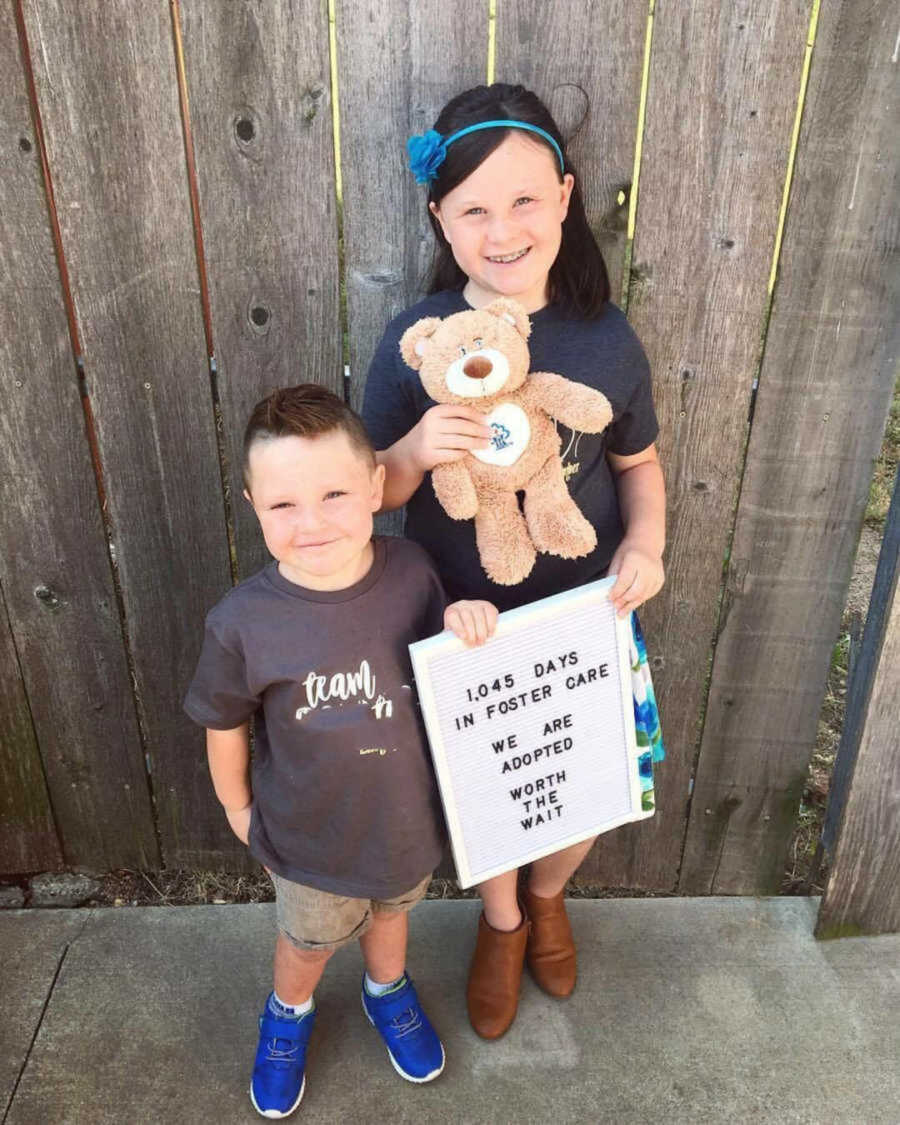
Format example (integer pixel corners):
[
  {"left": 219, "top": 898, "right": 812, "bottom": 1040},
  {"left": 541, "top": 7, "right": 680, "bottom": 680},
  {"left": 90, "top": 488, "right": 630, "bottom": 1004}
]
[{"left": 409, "top": 577, "right": 652, "bottom": 887}]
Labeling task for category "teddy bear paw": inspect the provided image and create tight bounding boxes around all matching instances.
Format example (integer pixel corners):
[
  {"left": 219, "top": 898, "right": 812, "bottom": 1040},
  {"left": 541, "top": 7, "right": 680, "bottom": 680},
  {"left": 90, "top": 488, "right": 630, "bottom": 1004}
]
[
  {"left": 432, "top": 465, "right": 478, "bottom": 520},
  {"left": 579, "top": 393, "right": 613, "bottom": 433},
  {"left": 442, "top": 494, "right": 479, "bottom": 521},
  {"left": 481, "top": 539, "right": 537, "bottom": 586},
  {"left": 528, "top": 506, "right": 597, "bottom": 558}
]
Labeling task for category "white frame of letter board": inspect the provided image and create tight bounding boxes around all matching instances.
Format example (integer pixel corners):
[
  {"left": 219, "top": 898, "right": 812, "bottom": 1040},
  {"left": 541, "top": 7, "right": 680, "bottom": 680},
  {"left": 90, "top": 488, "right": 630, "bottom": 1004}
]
[{"left": 409, "top": 576, "right": 650, "bottom": 888}]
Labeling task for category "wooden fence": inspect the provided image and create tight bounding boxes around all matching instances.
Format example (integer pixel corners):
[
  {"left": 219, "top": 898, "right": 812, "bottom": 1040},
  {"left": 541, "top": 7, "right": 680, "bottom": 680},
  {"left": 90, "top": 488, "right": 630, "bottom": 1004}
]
[{"left": 1, "top": 0, "right": 897, "bottom": 899}]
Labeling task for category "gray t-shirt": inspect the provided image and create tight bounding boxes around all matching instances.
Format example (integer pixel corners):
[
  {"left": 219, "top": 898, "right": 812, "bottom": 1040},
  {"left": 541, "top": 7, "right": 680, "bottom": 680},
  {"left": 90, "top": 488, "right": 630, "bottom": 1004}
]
[{"left": 184, "top": 536, "right": 447, "bottom": 897}]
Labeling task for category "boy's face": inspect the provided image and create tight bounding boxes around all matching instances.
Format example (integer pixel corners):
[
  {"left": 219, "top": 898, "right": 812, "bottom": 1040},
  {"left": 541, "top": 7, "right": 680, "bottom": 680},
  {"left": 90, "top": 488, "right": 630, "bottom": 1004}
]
[{"left": 244, "top": 430, "right": 385, "bottom": 591}]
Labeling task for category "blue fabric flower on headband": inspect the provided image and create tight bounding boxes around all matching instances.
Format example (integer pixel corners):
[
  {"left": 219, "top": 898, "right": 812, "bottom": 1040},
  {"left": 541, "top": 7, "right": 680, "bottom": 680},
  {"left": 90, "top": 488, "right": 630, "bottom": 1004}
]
[
  {"left": 407, "top": 121, "right": 565, "bottom": 186},
  {"left": 407, "top": 130, "right": 447, "bottom": 185}
]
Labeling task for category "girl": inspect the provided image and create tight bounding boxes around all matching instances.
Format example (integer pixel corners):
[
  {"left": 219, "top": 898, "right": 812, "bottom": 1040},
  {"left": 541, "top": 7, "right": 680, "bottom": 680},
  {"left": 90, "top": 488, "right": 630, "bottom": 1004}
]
[{"left": 362, "top": 83, "right": 665, "bottom": 1039}]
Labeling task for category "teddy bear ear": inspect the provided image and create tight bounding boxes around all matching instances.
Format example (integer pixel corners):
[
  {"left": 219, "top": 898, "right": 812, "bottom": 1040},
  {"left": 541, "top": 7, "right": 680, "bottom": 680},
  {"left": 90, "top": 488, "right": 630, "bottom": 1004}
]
[
  {"left": 482, "top": 298, "right": 531, "bottom": 341},
  {"left": 399, "top": 317, "right": 442, "bottom": 370}
]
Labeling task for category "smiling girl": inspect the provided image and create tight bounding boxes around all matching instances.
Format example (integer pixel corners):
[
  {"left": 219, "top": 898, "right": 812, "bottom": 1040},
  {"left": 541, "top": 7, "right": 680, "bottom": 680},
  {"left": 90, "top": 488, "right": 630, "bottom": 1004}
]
[{"left": 362, "top": 83, "right": 665, "bottom": 1040}]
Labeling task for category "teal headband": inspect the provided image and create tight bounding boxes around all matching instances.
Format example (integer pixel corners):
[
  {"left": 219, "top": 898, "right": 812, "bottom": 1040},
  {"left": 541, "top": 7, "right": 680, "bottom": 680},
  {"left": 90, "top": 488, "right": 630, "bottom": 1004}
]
[{"left": 407, "top": 120, "right": 565, "bottom": 185}]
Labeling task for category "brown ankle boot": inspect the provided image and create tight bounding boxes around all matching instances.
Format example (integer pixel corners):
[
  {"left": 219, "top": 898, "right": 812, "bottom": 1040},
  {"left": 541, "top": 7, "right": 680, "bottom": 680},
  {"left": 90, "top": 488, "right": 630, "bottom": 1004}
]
[
  {"left": 466, "top": 909, "right": 529, "bottom": 1039},
  {"left": 522, "top": 886, "right": 576, "bottom": 997}
]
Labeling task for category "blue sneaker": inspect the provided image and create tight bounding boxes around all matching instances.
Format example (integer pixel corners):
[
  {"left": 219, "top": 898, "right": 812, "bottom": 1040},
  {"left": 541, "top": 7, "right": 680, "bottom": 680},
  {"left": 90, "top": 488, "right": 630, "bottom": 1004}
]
[
  {"left": 361, "top": 973, "right": 445, "bottom": 1083},
  {"left": 249, "top": 996, "right": 316, "bottom": 1118}
]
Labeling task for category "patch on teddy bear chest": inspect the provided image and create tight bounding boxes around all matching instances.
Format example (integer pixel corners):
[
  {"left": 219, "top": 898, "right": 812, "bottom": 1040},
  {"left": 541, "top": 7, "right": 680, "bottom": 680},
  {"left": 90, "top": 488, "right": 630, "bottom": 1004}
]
[{"left": 472, "top": 402, "right": 531, "bottom": 468}]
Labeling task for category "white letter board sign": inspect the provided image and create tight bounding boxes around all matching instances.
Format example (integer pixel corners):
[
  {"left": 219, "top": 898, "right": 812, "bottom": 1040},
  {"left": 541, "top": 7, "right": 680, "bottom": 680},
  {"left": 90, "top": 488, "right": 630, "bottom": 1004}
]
[{"left": 409, "top": 577, "right": 653, "bottom": 888}]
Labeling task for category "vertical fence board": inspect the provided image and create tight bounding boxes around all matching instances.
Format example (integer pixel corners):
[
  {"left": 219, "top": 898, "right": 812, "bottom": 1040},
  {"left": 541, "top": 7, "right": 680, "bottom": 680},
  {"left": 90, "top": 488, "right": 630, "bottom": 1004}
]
[
  {"left": 816, "top": 471, "right": 900, "bottom": 937},
  {"left": 580, "top": 0, "right": 812, "bottom": 888},
  {"left": 0, "top": 6, "right": 156, "bottom": 871},
  {"left": 497, "top": 0, "right": 646, "bottom": 304},
  {"left": 680, "top": 0, "right": 900, "bottom": 894},
  {"left": 180, "top": 0, "right": 342, "bottom": 580},
  {"left": 23, "top": 0, "right": 240, "bottom": 868},
  {"left": 337, "top": 0, "right": 487, "bottom": 419}
]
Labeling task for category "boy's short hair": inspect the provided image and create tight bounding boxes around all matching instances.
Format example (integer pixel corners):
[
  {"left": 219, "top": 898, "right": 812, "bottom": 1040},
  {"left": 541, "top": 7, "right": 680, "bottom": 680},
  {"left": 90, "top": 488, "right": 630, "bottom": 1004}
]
[{"left": 243, "top": 384, "right": 376, "bottom": 489}]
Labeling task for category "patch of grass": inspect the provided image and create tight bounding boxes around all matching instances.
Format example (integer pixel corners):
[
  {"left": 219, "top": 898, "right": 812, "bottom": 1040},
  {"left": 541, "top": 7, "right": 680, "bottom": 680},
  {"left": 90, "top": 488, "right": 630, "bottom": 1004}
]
[
  {"left": 864, "top": 380, "right": 900, "bottom": 528},
  {"left": 783, "top": 634, "right": 844, "bottom": 894}
]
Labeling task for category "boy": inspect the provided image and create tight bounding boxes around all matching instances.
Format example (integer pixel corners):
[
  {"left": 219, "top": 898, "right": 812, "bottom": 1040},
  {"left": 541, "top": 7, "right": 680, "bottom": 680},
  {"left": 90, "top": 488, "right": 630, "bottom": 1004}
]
[{"left": 184, "top": 385, "right": 496, "bottom": 1118}]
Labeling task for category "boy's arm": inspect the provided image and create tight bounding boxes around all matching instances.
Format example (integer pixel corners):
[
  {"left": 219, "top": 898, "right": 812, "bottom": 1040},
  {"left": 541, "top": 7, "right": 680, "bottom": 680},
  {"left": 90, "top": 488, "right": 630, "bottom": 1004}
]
[{"left": 207, "top": 723, "right": 252, "bottom": 845}]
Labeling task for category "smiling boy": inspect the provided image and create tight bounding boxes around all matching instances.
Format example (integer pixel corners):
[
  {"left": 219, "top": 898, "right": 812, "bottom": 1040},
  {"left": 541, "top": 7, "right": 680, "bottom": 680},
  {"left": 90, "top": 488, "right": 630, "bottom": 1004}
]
[{"left": 184, "top": 384, "right": 496, "bottom": 1118}]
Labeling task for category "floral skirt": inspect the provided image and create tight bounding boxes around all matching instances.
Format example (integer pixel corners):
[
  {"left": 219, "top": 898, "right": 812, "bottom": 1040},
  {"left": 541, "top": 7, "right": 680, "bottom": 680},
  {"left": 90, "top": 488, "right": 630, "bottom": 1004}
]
[{"left": 631, "top": 612, "right": 665, "bottom": 811}]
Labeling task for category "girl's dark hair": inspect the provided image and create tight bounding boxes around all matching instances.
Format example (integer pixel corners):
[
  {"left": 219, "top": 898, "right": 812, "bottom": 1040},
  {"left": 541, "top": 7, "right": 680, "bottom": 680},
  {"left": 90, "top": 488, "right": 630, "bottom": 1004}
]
[{"left": 425, "top": 83, "right": 610, "bottom": 318}]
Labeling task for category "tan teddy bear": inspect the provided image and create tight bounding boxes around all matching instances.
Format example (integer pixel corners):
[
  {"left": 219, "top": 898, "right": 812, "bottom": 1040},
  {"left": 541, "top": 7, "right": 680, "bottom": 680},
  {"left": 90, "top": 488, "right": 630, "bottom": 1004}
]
[{"left": 399, "top": 298, "right": 613, "bottom": 586}]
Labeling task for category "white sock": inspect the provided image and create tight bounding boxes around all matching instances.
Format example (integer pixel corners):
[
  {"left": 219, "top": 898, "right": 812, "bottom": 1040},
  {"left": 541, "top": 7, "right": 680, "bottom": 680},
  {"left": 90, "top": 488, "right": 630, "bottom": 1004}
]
[
  {"left": 271, "top": 989, "right": 314, "bottom": 1016},
  {"left": 364, "top": 972, "right": 404, "bottom": 996}
]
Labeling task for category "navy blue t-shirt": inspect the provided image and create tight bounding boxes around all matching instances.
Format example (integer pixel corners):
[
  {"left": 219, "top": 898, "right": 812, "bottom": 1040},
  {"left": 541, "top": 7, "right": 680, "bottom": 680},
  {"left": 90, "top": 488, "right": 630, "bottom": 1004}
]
[{"left": 362, "top": 291, "right": 658, "bottom": 611}]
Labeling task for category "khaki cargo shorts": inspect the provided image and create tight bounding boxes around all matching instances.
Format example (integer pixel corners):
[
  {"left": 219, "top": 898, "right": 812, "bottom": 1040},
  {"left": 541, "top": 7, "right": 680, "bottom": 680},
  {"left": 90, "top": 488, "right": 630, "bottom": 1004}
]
[{"left": 269, "top": 871, "right": 432, "bottom": 952}]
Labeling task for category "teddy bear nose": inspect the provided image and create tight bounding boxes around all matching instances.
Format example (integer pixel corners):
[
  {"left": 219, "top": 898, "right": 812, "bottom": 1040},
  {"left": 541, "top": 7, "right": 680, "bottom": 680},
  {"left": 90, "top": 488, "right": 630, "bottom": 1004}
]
[{"left": 463, "top": 356, "right": 493, "bottom": 380}]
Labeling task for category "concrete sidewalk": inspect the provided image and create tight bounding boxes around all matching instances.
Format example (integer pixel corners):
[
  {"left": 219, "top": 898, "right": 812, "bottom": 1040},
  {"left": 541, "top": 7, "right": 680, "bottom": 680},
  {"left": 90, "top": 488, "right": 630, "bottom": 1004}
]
[{"left": 2, "top": 898, "right": 898, "bottom": 1124}]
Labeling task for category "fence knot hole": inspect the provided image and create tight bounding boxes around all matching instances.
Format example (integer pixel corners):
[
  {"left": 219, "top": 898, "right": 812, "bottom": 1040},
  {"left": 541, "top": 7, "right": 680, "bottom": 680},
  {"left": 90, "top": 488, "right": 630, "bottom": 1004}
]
[
  {"left": 248, "top": 301, "right": 272, "bottom": 336},
  {"left": 235, "top": 116, "right": 255, "bottom": 143},
  {"left": 233, "top": 108, "right": 263, "bottom": 159},
  {"left": 301, "top": 85, "right": 326, "bottom": 123},
  {"left": 34, "top": 584, "right": 61, "bottom": 610}
]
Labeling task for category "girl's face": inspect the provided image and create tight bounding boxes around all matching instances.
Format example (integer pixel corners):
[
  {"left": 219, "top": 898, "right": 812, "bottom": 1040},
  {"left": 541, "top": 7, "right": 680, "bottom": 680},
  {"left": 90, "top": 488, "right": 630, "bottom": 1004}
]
[{"left": 430, "top": 133, "right": 574, "bottom": 314}]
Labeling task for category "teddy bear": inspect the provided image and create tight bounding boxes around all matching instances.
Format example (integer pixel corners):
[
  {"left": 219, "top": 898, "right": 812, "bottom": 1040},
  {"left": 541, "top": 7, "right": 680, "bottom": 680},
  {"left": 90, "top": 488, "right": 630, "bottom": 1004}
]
[{"left": 399, "top": 297, "right": 613, "bottom": 586}]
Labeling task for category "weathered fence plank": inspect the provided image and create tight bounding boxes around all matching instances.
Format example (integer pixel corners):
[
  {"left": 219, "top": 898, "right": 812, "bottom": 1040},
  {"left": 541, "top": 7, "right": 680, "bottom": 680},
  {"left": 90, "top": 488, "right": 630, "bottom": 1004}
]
[
  {"left": 0, "top": 5, "right": 156, "bottom": 871},
  {"left": 337, "top": 0, "right": 487, "bottom": 418},
  {"left": 179, "top": 0, "right": 342, "bottom": 580},
  {"left": 680, "top": 0, "right": 900, "bottom": 894},
  {"left": 583, "top": 0, "right": 813, "bottom": 888},
  {"left": 497, "top": 0, "right": 646, "bottom": 304},
  {"left": 22, "top": 0, "right": 240, "bottom": 868},
  {"left": 816, "top": 469, "right": 900, "bottom": 937}
]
